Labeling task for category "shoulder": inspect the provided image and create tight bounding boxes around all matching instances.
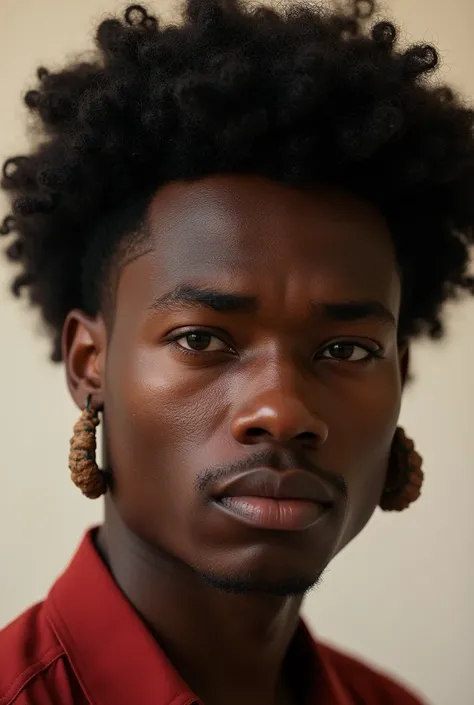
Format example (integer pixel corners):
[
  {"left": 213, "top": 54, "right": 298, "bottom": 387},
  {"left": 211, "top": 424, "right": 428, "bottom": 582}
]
[
  {"left": 318, "top": 641, "right": 427, "bottom": 704},
  {"left": 0, "top": 602, "right": 67, "bottom": 705}
]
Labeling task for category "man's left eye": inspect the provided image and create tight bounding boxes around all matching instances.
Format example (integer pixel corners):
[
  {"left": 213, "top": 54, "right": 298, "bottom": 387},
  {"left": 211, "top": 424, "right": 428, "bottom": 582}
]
[{"left": 320, "top": 343, "right": 374, "bottom": 362}]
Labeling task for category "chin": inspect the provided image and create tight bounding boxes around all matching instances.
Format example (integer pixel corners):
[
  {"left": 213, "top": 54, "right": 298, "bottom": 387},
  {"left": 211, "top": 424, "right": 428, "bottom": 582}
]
[
  {"left": 184, "top": 530, "right": 334, "bottom": 598},
  {"left": 195, "top": 564, "right": 324, "bottom": 597}
]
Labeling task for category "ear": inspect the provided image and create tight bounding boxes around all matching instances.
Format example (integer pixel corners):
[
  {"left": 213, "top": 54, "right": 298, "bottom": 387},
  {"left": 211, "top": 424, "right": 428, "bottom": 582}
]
[
  {"left": 399, "top": 343, "right": 410, "bottom": 390},
  {"left": 62, "top": 310, "right": 108, "bottom": 410}
]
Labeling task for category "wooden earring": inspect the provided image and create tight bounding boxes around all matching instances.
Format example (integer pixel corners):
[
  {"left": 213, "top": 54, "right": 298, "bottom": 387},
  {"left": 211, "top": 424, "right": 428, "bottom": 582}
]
[
  {"left": 68, "top": 395, "right": 107, "bottom": 499},
  {"left": 380, "top": 427, "right": 424, "bottom": 512}
]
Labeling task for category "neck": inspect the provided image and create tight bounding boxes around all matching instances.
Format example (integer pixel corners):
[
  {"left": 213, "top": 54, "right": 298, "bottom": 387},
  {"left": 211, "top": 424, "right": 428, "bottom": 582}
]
[{"left": 97, "top": 497, "right": 306, "bottom": 705}]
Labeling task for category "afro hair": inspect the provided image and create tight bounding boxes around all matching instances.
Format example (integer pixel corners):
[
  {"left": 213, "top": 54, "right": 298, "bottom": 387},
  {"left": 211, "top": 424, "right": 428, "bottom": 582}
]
[{"left": 1, "top": 0, "right": 473, "bottom": 361}]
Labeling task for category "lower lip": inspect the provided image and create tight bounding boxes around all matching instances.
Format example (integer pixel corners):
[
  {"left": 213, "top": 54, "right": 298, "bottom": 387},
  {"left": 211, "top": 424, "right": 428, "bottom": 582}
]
[{"left": 215, "top": 496, "right": 329, "bottom": 531}]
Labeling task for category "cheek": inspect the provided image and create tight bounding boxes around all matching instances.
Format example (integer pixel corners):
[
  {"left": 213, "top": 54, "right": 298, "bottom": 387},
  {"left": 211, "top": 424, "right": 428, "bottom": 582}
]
[
  {"left": 106, "top": 342, "right": 208, "bottom": 442},
  {"left": 328, "top": 364, "right": 402, "bottom": 540},
  {"left": 115, "top": 346, "right": 228, "bottom": 444},
  {"left": 102, "top": 342, "right": 227, "bottom": 529}
]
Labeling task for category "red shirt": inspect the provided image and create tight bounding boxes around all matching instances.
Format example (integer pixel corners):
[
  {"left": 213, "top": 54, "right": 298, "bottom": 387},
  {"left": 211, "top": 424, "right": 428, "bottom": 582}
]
[{"left": 0, "top": 530, "right": 426, "bottom": 705}]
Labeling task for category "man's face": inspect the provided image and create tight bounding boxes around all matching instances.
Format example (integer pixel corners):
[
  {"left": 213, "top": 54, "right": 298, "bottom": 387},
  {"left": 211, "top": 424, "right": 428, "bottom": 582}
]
[{"left": 73, "top": 174, "right": 403, "bottom": 595}]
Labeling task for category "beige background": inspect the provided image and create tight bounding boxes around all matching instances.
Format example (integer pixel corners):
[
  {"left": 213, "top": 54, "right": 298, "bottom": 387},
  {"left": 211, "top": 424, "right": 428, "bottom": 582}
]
[{"left": 1, "top": 1, "right": 473, "bottom": 704}]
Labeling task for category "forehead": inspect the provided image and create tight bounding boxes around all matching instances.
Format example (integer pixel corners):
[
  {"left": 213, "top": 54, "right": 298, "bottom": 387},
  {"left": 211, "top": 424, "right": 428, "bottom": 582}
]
[{"left": 119, "top": 174, "right": 400, "bottom": 310}]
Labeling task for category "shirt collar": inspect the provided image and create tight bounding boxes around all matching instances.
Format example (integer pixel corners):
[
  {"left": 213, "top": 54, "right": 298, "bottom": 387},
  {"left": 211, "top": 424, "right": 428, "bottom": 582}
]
[
  {"left": 46, "top": 529, "right": 197, "bottom": 705},
  {"left": 45, "top": 529, "right": 352, "bottom": 705}
]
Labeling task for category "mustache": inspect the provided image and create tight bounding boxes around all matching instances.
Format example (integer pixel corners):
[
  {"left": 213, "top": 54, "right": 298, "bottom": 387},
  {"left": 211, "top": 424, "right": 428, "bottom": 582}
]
[{"left": 195, "top": 447, "right": 347, "bottom": 499}]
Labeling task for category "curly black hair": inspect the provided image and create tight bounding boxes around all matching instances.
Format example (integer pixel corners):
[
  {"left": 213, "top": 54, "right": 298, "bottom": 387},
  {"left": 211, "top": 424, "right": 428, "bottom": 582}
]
[{"left": 1, "top": 0, "right": 473, "bottom": 362}]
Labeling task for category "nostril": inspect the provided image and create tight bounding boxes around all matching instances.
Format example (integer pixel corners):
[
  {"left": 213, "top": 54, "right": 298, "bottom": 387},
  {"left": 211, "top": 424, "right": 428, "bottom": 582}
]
[
  {"left": 243, "top": 429, "right": 320, "bottom": 443},
  {"left": 297, "top": 431, "right": 317, "bottom": 442},
  {"left": 245, "top": 427, "right": 269, "bottom": 438}
]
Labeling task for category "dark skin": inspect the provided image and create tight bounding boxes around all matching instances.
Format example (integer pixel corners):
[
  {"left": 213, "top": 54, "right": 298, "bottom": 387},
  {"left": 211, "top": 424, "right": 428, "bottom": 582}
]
[{"left": 63, "top": 174, "right": 406, "bottom": 705}]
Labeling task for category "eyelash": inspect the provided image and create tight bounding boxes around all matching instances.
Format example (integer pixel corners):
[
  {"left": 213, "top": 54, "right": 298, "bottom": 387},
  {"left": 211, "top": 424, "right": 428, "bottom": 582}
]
[
  {"left": 167, "top": 329, "right": 385, "bottom": 364},
  {"left": 167, "top": 329, "right": 236, "bottom": 358}
]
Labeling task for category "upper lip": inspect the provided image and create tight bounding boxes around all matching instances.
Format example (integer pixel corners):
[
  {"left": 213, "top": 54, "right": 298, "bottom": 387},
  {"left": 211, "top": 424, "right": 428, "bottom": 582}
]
[{"left": 212, "top": 468, "right": 336, "bottom": 507}]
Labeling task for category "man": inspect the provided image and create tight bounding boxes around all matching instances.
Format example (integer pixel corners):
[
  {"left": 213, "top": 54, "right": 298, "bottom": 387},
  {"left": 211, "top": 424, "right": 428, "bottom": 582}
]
[{"left": 1, "top": 1, "right": 473, "bottom": 703}]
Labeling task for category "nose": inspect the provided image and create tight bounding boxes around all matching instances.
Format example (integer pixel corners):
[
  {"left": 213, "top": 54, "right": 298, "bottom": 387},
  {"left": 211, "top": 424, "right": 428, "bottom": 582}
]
[{"left": 231, "top": 374, "right": 329, "bottom": 449}]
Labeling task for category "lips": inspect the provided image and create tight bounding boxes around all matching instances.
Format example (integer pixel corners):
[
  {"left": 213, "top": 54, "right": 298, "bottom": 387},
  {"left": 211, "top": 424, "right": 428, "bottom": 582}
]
[
  {"left": 212, "top": 467, "right": 336, "bottom": 506},
  {"left": 211, "top": 467, "right": 335, "bottom": 532}
]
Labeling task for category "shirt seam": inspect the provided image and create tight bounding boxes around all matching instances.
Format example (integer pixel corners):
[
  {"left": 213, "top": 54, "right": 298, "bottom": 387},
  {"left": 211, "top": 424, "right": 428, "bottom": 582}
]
[
  {"left": 0, "top": 645, "right": 64, "bottom": 705},
  {"left": 45, "top": 600, "right": 96, "bottom": 705}
]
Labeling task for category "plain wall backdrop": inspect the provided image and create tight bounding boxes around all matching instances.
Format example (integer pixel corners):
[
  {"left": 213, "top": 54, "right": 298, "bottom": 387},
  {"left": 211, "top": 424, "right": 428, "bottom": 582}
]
[{"left": 0, "top": 2, "right": 473, "bottom": 704}]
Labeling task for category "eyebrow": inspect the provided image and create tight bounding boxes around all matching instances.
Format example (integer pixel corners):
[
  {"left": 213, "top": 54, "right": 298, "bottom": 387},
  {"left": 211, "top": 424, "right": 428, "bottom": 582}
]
[
  {"left": 149, "top": 284, "right": 396, "bottom": 327},
  {"left": 149, "top": 284, "right": 258, "bottom": 313},
  {"left": 313, "top": 300, "right": 396, "bottom": 328}
]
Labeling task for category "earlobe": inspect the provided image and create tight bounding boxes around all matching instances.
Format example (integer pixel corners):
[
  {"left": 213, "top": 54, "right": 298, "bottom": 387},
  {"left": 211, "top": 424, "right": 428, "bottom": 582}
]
[{"left": 62, "top": 310, "right": 107, "bottom": 410}]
